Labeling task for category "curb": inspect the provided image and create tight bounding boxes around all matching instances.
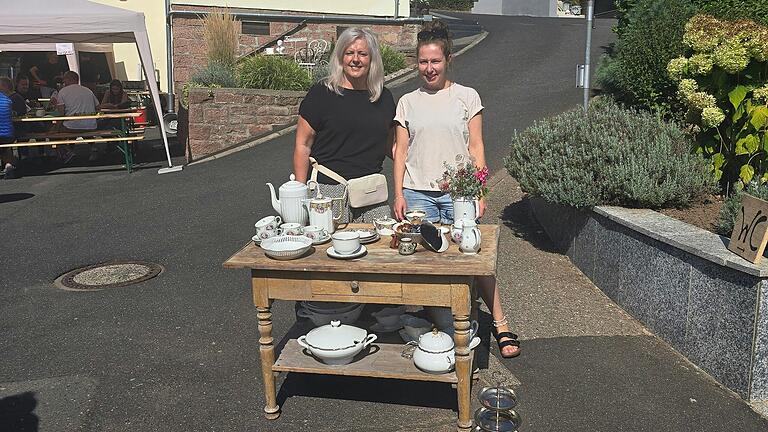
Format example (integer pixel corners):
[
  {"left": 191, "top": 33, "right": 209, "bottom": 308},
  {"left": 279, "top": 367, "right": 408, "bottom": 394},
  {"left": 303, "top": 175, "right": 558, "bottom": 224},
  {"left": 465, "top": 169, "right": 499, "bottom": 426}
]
[{"left": 186, "top": 30, "right": 490, "bottom": 167}]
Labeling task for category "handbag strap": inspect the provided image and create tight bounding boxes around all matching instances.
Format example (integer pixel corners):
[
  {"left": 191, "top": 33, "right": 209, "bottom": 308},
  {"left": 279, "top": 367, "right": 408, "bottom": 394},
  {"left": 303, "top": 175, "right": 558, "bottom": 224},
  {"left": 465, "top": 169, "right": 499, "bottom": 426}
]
[{"left": 309, "top": 157, "right": 349, "bottom": 185}]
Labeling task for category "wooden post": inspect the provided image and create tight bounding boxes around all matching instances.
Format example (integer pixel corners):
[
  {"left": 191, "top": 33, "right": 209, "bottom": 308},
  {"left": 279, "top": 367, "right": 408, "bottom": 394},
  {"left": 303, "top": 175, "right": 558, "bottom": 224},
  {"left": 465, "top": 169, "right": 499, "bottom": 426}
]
[
  {"left": 452, "top": 281, "right": 472, "bottom": 431},
  {"left": 257, "top": 306, "right": 280, "bottom": 420}
]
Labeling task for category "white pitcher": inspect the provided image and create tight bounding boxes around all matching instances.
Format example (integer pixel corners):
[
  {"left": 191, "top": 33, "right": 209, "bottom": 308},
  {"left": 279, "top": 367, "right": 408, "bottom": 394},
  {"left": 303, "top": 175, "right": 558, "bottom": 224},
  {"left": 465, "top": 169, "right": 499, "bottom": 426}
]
[
  {"left": 459, "top": 218, "right": 482, "bottom": 254},
  {"left": 303, "top": 183, "right": 343, "bottom": 234}
]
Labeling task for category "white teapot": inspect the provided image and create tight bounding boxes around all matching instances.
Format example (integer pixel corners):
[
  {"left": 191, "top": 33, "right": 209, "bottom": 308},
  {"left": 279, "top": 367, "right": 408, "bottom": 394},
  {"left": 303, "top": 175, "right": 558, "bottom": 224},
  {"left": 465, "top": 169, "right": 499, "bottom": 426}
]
[
  {"left": 459, "top": 218, "right": 482, "bottom": 254},
  {"left": 266, "top": 174, "right": 309, "bottom": 225},
  {"left": 302, "top": 183, "right": 343, "bottom": 234},
  {"left": 412, "top": 328, "right": 481, "bottom": 374}
]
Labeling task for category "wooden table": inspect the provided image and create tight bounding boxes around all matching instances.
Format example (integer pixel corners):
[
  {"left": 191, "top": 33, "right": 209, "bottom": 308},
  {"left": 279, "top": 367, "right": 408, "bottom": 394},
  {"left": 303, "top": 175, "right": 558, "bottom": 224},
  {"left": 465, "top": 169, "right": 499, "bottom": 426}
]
[
  {"left": 223, "top": 223, "right": 500, "bottom": 431},
  {"left": 9, "top": 112, "right": 143, "bottom": 172}
]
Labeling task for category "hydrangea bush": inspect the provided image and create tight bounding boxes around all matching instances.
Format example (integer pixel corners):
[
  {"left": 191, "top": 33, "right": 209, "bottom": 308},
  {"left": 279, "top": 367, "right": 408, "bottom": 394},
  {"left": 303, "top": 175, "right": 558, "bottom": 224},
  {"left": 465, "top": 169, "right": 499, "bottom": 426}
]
[{"left": 667, "top": 15, "right": 768, "bottom": 190}]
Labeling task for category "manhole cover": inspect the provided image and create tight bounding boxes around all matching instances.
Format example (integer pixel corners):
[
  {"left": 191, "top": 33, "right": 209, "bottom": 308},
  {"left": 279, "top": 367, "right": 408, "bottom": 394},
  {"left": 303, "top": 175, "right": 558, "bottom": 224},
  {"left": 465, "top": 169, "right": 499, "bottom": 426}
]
[{"left": 54, "top": 261, "right": 163, "bottom": 291}]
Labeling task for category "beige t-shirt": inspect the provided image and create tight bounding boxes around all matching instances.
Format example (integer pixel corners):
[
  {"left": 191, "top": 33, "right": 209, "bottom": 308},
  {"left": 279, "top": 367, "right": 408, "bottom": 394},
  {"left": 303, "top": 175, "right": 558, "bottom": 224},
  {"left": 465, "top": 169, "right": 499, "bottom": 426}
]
[{"left": 394, "top": 83, "right": 484, "bottom": 191}]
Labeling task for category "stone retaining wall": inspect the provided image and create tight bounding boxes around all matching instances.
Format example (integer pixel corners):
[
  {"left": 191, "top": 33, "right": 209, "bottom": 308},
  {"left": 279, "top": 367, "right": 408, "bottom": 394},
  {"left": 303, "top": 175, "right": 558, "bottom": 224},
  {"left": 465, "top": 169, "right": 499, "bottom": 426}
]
[
  {"left": 171, "top": 5, "right": 419, "bottom": 94},
  {"left": 529, "top": 197, "right": 768, "bottom": 403},
  {"left": 186, "top": 87, "right": 305, "bottom": 162}
]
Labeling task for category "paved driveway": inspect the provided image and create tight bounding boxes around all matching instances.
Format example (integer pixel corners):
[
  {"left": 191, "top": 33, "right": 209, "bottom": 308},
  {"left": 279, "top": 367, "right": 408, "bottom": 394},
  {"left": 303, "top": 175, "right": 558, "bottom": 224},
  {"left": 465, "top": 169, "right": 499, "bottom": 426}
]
[{"left": 3, "top": 13, "right": 765, "bottom": 432}]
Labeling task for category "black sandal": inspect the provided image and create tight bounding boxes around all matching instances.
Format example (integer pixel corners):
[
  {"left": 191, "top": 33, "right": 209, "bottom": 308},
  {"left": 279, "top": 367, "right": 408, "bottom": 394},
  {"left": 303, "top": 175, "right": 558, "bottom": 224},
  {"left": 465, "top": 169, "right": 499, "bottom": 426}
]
[
  {"left": 492, "top": 317, "right": 521, "bottom": 358},
  {"left": 494, "top": 331, "right": 521, "bottom": 358}
]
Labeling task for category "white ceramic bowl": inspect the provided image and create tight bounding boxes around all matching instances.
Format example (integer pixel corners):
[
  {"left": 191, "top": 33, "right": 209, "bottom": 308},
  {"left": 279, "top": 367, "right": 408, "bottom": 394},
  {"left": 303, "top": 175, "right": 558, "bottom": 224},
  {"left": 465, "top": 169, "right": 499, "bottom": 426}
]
[
  {"left": 260, "top": 235, "right": 312, "bottom": 260},
  {"left": 400, "top": 314, "right": 433, "bottom": 340},
  {"left": 331, "top": 231, "right": 361, "bottom": 255},
  {"left": 372, "top": 305, "right": 406, "bottom": 327},
  {"left": 301, "top": 301, "right": 361, "bottom": 314},
  {"left": 297, "top": 303, "right": 365, "bottom": 327}
]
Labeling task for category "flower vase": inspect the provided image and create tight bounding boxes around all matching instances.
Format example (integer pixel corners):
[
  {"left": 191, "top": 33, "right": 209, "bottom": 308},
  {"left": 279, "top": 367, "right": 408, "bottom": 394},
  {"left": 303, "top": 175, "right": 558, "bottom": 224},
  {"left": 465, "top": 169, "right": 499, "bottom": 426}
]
[{"left": 453, "top": 197, "right": 477, "bottom": 221}]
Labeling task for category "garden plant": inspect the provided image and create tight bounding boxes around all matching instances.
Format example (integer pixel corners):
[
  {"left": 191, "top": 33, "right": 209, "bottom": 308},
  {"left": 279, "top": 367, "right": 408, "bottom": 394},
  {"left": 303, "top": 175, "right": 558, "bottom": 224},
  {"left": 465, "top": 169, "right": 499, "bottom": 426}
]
[
  {"left": 667, "top": 14, "right": 768, "bottom": 189},
  {"left": 505, "top": 98, "right": 716, "bottom": 209}
]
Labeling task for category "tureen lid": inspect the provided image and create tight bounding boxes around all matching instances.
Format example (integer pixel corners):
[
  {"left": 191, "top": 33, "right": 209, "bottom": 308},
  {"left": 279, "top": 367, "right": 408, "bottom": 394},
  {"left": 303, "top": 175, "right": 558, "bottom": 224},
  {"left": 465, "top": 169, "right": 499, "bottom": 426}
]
[
  {"left": 279, "top": 174, "right": 309, "bottom": 196},
  {"left": 418, "top": 328, "right": 455, "bottom": 352},
  {"left": 304, "top": 320, "right": 368, "bottom": 350}
]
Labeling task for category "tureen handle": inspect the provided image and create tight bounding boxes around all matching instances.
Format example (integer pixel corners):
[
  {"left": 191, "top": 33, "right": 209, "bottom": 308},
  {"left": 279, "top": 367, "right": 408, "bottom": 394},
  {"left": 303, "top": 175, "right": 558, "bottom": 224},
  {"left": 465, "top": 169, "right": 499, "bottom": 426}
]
[
  {"left": 362, "top": 334, "right": 378, "bottom": 348},
  {"left": 297, "top": 335, "right": 310, "bottom": 350}
]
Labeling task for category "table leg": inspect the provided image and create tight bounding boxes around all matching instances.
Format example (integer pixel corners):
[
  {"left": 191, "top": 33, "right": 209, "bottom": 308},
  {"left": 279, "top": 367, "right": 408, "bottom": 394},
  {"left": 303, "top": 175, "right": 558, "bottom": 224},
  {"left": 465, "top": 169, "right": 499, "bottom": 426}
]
[
  {"left": 257, "top": 306, "right": 280, "bottom": 420},
  {"left": 454, "top": 313, "right": 473, "bottom": 431}
]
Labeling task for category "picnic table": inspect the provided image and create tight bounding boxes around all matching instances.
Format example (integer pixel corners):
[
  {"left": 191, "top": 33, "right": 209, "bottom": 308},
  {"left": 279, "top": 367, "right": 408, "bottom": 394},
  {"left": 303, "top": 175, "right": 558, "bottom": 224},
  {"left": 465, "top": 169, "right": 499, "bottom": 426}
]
[
  {"left": 7, "top": 111, "right": 144, "bottom": 172},
  {"left": 223, "top": 223, "right": 501, "bottom": 431}
]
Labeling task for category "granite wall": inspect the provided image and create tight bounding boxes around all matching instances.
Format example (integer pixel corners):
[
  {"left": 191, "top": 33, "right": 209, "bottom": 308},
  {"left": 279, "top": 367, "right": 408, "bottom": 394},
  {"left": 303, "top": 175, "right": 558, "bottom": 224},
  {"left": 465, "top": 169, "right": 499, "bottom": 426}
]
[
  {"left": 529, "top": 197, "right": 768, "bottom": 402},
  {"left": 186, "top": 88, "right": 305, "bottom": 162}
]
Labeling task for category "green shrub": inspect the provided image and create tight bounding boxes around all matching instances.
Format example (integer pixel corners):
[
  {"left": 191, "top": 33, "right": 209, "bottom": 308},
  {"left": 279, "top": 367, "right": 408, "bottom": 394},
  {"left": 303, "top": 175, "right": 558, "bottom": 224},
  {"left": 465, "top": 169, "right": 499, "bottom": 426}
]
[
  {"left": 596, "top": 0, "right": 697, "bottom": 116},
  {"left": 190, "top": 62, "right": 237, "bottom": 88},
  {"left": 381, "top": 45, "right": 407, "bottom": 75},
  {"left": 238, "top": 55, "right": 312, "bottom": 91},
  {"left": 667, "top": 15, "right": 768, "bottom": 190},
  {"left": 505, "top": 98, "right": 718, "bottom": 209},
  {"left": 715, "top": 182, "right": 768, "bottom": 235},
  {"left": 427, "top": 0, "right": 475, "bottom": 11},
  {"left": 691, "top": 0, "right": 768, "bottom": 26}
]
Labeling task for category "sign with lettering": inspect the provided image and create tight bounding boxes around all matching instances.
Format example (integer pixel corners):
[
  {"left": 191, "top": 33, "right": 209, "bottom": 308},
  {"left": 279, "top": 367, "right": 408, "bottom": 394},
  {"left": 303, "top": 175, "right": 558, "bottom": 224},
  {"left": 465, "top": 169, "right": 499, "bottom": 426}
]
[
  {"left": 728, "top": 193, "right": 768, "bottom": 264},
  {"left": 55, "top": 43, "right": 74, "bottom": 56}
]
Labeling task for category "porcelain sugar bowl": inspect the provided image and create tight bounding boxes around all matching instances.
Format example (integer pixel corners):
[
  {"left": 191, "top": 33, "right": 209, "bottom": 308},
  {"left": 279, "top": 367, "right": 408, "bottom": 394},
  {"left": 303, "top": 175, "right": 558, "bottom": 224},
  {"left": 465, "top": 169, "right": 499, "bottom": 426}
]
[
  {"left": 412, "top": 328, "right": 481, "bottom": 374},
  {"left": 297, "top": 320, "right": 377, "bottom": 365}
]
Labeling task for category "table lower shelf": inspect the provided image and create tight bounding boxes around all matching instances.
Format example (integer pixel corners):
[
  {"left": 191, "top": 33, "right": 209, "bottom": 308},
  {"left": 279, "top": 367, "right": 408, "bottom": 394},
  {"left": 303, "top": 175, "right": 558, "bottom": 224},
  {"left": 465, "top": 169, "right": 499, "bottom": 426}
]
[{"left": 274, "top": 339, "right": 476, "bottom": 384}]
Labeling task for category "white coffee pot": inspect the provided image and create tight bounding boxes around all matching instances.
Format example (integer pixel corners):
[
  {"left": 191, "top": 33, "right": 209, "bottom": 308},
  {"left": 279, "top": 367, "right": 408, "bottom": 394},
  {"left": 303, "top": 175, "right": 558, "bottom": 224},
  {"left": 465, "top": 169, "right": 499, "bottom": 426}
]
[
  {"left": 459, "top": 218, "right": 482, "bottom": 254},
  {"left": 302, "top": 183, "right": 343, "bottom": 234},
  {"left": 266, "top": 174, "right": 310, "bottom": 225}
]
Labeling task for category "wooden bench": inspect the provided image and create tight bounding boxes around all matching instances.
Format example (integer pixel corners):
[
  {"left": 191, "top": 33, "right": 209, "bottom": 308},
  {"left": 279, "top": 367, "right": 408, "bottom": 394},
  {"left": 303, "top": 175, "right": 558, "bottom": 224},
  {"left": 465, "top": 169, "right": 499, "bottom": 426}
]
[{"left": 1, "top": 129, "right": 145, "bottom": 172}]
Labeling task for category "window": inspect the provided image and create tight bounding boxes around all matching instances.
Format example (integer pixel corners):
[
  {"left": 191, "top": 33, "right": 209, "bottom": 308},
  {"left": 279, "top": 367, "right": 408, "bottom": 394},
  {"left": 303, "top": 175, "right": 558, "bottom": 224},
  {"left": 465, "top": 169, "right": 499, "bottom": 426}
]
[{"left": 242, "top": 21, "right": 270, "bottom": 36}]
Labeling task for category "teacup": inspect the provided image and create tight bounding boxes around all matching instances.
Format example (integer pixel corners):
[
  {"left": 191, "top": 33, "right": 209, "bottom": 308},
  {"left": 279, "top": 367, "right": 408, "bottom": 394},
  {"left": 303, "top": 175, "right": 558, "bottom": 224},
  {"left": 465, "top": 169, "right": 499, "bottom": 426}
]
[
  {"left": 255, "top": 215, "right": 282, "bottom": 240},
  {"left": 35, "top": 108, "right": 46, "bottom": 117},
  {"left": 405, "top": 210, "right": 427, "bottom": 224},
  {"left": 373, "top": 217, "right": 397, "bottom": 235},
  {"left": 398, "top": 237, "right": 416, "bottom": 255},
  {"left": 280, "top": 223, "right": 304, "bottom": 236},
  {"left": 331, "top": 231, "right": 361, "bottom": 255},
  {"left": 303, "top": 225, "right": 327, "bottom": 241}
]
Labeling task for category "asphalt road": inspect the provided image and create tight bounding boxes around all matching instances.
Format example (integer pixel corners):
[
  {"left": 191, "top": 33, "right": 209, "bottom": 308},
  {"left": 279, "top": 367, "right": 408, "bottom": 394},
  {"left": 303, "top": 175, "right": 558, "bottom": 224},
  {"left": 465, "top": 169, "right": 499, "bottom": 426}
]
[{"left": 3, "top": 13, "right": 765, "bottom": 432}]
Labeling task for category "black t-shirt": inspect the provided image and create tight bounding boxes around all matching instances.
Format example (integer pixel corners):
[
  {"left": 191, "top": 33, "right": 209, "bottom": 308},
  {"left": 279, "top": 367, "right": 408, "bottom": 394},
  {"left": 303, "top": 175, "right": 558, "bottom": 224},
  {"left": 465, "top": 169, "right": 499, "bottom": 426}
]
[
  {"left": 36, "top": 59, "right": 68, "bottom": 86},
  {"left": 10, "top": 93, "right": 28, "bottom": 116},
  {"left": 299, "top": 83, "right": 395, "bottom": 184}
]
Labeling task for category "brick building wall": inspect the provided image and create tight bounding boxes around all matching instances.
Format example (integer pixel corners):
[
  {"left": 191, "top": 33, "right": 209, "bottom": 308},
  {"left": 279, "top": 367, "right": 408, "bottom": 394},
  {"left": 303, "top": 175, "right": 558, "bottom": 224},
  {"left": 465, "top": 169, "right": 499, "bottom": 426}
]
[
  {"left": 171, "top": 5, "right": 419, "bottom": 95},
  {"left": 186, "top": 87, "right": 305, "bottom": 161}
]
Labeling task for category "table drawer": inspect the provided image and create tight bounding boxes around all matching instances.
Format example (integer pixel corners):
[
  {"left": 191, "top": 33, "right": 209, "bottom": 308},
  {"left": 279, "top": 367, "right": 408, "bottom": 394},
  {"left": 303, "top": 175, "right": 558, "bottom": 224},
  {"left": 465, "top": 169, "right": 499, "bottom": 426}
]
[{"left": 311, "top": 274, "right": 402, "bottom": 298}]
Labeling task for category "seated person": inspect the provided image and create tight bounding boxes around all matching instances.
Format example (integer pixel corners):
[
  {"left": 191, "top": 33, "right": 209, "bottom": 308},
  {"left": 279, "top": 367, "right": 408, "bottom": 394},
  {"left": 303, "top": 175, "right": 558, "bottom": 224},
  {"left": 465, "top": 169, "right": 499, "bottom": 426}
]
[
  {"left": 0, "top": 77, "right": 18, "bottom": 178},
  {"left": 56, "top": 71, "right": 99, "bottom": 131},
  {"left": 14, "top": 75, "right": 40, "bottom": 109},
  {"left": 99, "top": 80, "right": 131, "bottom": 109},
  {"left": 56, "top": 71, "right": 100, "bottom": 162}
]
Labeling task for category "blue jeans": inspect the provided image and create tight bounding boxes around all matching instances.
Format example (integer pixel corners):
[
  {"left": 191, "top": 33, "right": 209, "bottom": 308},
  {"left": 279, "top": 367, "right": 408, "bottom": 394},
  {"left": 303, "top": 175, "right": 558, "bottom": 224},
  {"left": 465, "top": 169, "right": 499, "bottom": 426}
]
[{"left": 402, "top": 188, "right": 454, "bottom": 224}]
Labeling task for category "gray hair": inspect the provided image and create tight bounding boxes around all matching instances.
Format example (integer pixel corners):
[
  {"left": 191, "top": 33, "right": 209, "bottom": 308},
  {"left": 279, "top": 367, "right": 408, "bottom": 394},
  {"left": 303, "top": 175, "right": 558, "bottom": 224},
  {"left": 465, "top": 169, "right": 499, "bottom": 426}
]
[{"left": 324, "top": 27, "right": 384, "bottom": 102}]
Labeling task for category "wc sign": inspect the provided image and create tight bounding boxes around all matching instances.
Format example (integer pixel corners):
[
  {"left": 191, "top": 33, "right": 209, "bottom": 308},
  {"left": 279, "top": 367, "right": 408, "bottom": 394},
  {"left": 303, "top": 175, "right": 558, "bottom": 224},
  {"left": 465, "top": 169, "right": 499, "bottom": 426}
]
[{"left": 728, "top": 194, "right": 768, "bottom": 264}]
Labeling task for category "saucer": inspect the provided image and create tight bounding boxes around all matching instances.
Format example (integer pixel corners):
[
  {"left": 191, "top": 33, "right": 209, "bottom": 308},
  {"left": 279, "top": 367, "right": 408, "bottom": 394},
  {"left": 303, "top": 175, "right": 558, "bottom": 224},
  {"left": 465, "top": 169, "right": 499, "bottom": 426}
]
[
  {"left": 310, "top": 234, "right": 331, "bottom": 245},
  {"left": 252, "top": 234, "right": 262, "bottom": 245},
  {"left": 326, "top": 245, "right": 367, "bottom": 260},
  {"left": 370, "top": 322, "right": 404, "bottom": 333},
  {"left": 359, "top": 233, "right": 380, "bottom": 245}
]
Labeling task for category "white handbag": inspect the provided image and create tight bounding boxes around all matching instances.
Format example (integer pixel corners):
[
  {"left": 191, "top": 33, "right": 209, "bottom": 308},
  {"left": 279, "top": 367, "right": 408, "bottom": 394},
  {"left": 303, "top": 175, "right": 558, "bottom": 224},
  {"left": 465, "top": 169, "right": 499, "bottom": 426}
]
[{"left": 309, "top": 157, "right": 389, "bottom": 208}]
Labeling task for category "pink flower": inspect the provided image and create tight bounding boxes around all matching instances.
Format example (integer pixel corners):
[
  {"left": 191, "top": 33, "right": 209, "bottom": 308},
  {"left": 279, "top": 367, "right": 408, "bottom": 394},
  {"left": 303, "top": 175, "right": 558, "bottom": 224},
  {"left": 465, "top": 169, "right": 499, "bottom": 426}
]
[
  {"left": 474, "top": 166, "right": 489, "bottom": 185},
  {"left": 438, "top": 179, "right": 450, "bottom": 192}
]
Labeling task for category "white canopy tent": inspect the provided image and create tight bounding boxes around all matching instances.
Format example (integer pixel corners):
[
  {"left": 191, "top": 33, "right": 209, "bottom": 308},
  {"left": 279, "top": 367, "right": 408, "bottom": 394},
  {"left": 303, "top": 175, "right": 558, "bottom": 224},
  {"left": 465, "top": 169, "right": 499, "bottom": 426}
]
[{"left": 0, "top": 0, "right": 181, "bottom": 174}]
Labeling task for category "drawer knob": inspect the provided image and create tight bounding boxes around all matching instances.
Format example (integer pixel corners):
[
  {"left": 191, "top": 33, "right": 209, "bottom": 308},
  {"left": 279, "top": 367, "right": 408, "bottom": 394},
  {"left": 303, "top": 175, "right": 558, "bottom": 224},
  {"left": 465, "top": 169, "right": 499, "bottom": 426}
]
[{"left": 350, "top": 281, "right": 360, "bottom": 292}]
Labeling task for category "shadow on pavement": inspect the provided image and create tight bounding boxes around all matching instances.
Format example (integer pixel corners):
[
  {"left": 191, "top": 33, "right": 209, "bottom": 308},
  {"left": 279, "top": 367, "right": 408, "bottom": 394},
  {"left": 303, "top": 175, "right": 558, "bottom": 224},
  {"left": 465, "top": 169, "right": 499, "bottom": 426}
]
[
  {"left": 493, "top": 335, "right": 768, "bottom": 431},
  {"left": 0, "top": 392, "right": 39, "bottom": 432},
  {"left": 500, "top": 196, "right": 558, "bottom": 253},
  {"left": 0, "top": 193, "right": 34, "bottom": 204}
]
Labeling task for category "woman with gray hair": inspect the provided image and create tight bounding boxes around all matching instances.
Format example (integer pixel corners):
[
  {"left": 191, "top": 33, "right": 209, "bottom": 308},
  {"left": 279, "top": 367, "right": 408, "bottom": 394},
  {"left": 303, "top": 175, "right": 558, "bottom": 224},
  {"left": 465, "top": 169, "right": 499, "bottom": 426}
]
[{"left": 293, "top": 27, "right": 395, "bottom": 223}]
